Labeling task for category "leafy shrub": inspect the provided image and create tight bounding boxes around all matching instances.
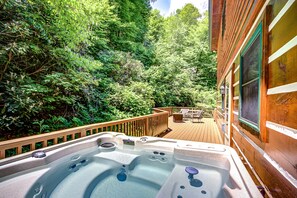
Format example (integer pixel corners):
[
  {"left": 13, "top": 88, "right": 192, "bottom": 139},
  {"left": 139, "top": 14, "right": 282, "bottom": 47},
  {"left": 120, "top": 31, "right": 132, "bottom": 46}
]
[{"left": 109, "top": 83, "right": 154, "bottom": 117}]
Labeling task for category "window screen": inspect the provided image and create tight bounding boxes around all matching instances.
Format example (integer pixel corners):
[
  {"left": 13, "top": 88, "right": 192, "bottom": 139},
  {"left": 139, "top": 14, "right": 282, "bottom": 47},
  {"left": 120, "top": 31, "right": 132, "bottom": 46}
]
[
  {"left": 240, "top": 25, "right": 262, "bottom": 129},
  {"left": 241, "top": 80, "right": 259, "bottom": 125},
  {"left": 242, "top": 36, "right": 260, "bottom": 84}
]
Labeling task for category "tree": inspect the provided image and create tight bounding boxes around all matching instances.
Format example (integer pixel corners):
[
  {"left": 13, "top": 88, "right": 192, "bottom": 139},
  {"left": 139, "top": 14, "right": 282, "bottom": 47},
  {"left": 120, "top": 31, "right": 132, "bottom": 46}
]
[
  {"left": 183, "top": 12, "right": 217, "bottom": 88},
  {"left": 177, "top": 3, "right": 201, "bottom": 26},
  {"left": 147, "top": 4, "right": 217, "bottom": 107},
  {"left": 147, "top": 9, "right": 164, "bottom": 43},
  {"left": 0, "top": 1, "right": 217, "bottom": 140},
  {"left": 0, "top": 0, "right": 152, "bottom": 139}
]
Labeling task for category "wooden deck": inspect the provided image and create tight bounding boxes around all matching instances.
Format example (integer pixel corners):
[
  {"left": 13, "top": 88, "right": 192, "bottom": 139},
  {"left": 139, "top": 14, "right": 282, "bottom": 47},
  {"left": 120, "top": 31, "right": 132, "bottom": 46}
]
[{"left": 163, "top": 117, "right": 223, "bottom": 144}]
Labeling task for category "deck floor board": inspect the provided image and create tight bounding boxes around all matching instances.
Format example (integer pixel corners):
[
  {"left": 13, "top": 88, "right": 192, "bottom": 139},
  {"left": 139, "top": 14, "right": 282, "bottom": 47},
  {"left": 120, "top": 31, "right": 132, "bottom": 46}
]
[{"left": 163, "top": 117, "right": 223, "bottom": 144}]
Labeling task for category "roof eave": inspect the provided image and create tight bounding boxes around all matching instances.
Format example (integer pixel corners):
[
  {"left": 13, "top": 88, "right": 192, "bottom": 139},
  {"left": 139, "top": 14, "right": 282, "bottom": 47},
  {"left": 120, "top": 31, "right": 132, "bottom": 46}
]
[{"left": 209, "top": 0, "right": 223, "bottom": 51}]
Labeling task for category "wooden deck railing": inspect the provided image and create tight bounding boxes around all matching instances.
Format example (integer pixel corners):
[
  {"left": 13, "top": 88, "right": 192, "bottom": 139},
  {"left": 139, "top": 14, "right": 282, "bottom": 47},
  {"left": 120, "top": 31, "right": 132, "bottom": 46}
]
[
  {"left": 0, "top": 108, "right": 168, "bottom": 159},
  {"left": 155, "top": 107, "right": 173, "bottom": 116},
  {"left": 158, "top": 107, "right": 214, "bottom": 117}
]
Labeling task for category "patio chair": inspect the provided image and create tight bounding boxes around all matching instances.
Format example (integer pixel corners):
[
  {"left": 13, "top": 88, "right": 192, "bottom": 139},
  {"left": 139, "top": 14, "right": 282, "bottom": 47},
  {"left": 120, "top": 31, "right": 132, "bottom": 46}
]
[
  {"left": 179, "top": 109, "right": 191, "bottom": 121},
  {"left": 192, "top": 110, "right": 204, "bottom": 123}
]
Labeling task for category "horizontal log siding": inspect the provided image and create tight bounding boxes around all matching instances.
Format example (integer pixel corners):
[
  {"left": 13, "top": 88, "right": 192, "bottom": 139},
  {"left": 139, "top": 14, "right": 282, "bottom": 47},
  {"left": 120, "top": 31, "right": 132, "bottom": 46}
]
[
  {"left": 269, "top": 2, "right": 297, "bottom": 54},
  {"left": 213, "top": 1, "right": 297, "bottom": 197},
  {"left": 216, "top": 0, "right": 265, "bottom": 84},
  {"left": 268, "top": 46, "right": 297, "bottom": 88}
]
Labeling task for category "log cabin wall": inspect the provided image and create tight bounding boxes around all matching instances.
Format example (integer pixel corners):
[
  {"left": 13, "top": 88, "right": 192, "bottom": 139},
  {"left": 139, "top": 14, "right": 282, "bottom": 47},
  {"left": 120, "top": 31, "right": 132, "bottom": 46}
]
[{"left": 210, "top": 0, "right": 297, "bottom": 197}]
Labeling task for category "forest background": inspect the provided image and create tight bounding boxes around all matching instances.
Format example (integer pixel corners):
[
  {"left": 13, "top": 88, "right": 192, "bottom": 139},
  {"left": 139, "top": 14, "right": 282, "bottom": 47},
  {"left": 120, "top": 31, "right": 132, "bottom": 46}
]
[{"left": 0, "top": 0, "right": 216, "bottom": 140}]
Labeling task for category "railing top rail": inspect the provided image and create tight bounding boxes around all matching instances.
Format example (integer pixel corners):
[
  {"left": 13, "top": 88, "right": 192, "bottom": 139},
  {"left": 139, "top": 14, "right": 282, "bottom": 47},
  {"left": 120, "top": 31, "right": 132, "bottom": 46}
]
[{"left": 171, "top": 106, "right": 213, "bottom": 109}]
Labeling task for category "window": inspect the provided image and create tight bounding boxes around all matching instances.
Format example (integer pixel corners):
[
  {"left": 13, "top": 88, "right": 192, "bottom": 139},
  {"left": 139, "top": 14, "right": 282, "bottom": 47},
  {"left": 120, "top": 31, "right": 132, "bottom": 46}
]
[{"left": 239, "top": 23, "right": 262, "bottom": 131}]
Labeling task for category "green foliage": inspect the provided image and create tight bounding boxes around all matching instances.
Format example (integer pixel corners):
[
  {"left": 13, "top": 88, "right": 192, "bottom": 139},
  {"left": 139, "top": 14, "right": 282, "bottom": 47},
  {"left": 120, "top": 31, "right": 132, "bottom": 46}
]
[
  {"left": 176, "top": 4, "right": 201, "bottom": 26},
  {"left": 46, "top": 0, "right": 116, "bottom": 50},
  {"left": 33, "top": 120, "right": 49, "bottom": 134},
  {"left": 0, "top": 1, "right": 217, "bottom": 140},
  {"left": 0, "top": 0, "right": 152, "bottom": 139},
  {"left": 147, "top": 5, "right": 217, "bottom": 107},
  {"left": 109, "top": 52, "right": 145, "bottom": 85},
  {"left": 109, "top": 82, "right": 154, "bottom": 117},
  {"left": 147, "top": 9, "right": 164, "bottom": 43}
]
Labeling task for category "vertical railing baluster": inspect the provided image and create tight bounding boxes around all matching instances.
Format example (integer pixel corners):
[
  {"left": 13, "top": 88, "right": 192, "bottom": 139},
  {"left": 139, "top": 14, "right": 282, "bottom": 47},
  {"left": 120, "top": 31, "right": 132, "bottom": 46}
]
[
  {"left": 81, "top": 129, "right": 86, "bottom": 137},
  {"left": 133, "top": 121, "right": 135, "bottom": 136},
  {"left": 17, "top": 146, "right": 22, "bottom": 154},
  {"left": 145, "top": 118, "right": 148, "bottom": 136},
  {"left": 31, "top": 142, "right": 35, "bottom": 151},
  {"left": 0, "top": 150, "right": 5, "bottom": 159}
]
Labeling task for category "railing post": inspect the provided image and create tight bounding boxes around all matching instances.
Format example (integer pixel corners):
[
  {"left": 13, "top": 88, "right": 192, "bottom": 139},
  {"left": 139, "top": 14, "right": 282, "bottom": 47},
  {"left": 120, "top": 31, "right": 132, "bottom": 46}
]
[
  {"left": 41, "top": 141, "right": 46, "bottom": 148},
  {"left": 17, "top": 146, "right": 22, "bottom": 155},
  {"left": 166, "top": 112, "right": 169, "bottom": 129},
  {"left": 0, "top": 150, "right": 5, "bottom": 159},
  {"left": 145, "top": 117, "right": 149, "bottom": 136},
  {"left": 31, "top": 142, "right": 35, "bottom": 151},
  {"left": 81, "top": 129, "right": 86, "bottom": 137}
]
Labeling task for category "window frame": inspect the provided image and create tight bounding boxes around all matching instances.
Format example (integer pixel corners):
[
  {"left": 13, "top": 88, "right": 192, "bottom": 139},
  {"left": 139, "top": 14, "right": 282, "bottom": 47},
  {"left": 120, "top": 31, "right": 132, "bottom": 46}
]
[{"left": 239, "top": 23, "right": 263, "bottom": 132}]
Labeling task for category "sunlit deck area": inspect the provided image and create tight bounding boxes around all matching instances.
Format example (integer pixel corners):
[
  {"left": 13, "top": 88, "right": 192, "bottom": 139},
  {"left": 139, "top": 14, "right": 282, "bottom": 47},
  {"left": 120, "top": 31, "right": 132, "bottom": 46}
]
[{"left": 163, "top": 117, "right": 222, "bottom": 144}]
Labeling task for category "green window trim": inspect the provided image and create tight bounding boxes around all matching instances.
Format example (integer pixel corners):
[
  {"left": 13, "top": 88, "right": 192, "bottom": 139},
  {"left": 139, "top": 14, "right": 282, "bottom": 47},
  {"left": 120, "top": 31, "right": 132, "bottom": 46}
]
[{"left": 239, "top": 22, "right": 262, "bottom": 132}]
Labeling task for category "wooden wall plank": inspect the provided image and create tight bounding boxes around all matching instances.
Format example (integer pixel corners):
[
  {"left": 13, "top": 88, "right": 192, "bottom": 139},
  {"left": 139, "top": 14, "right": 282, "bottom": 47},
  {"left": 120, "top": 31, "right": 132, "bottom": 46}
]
[
  {"left": 234, "top": 70, "right": 239, "bottom": 83},
  {"left": 270, "top": 0, "right": 289, "bottom": 21},
  {"left": 224, "top": 0, "right": 239, "bottom": 44},
  {"left": 267, "top": 92, "right": 297, "bottom": 129},
  {"left": 233, "top": 114, "right": 239, "bottom": 126},
  {"left": 232, "top": 130, "right": 297, "bottom": 197},
  {"left": 270, "top": 2, "right": 297, "bottom": 54},
  {"left": 233, "top": 100, "right": 238, "bottom": 111},
  {"left": 223, "top": 0, "right": 245, "bottom": 57},
  {"left": 268, "top": 45, "right": 297, "bottom": 88},
  {"left": 233, "top": 84, "right": 239, "bottom": 96},
  {"left": 230, "top": 64, "right": 235, "bottom": 147},
  {"left": 225, "top": 0, "right": 252, "bottom": 62},
  {"left": 259, "top": 4, "right": 271, "bottom": 142},
  {"left": 253, "top": 150, "right": 297, "bottom": 197},
  {"left": 266, "top": 128, "right": 297, "bottom": 178}
]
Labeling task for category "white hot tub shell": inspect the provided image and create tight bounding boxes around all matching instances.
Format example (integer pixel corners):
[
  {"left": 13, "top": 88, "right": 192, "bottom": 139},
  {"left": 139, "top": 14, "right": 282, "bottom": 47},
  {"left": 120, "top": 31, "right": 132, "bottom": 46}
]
[{"left": 0, "top": 132, "right": 262, "bottom": 198}]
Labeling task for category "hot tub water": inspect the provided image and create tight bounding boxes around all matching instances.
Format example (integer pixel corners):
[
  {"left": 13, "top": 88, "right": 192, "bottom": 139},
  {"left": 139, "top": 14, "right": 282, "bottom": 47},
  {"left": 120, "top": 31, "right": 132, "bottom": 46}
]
[{"left": 49, "top": 151, "right": 174, "bottom": 198}]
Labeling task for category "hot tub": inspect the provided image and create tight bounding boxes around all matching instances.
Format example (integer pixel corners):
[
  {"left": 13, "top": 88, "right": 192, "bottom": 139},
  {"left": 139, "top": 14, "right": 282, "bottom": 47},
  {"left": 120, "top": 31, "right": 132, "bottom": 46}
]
[{"left": 0, "top": 132, "right": 261, "bottom": 198}]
